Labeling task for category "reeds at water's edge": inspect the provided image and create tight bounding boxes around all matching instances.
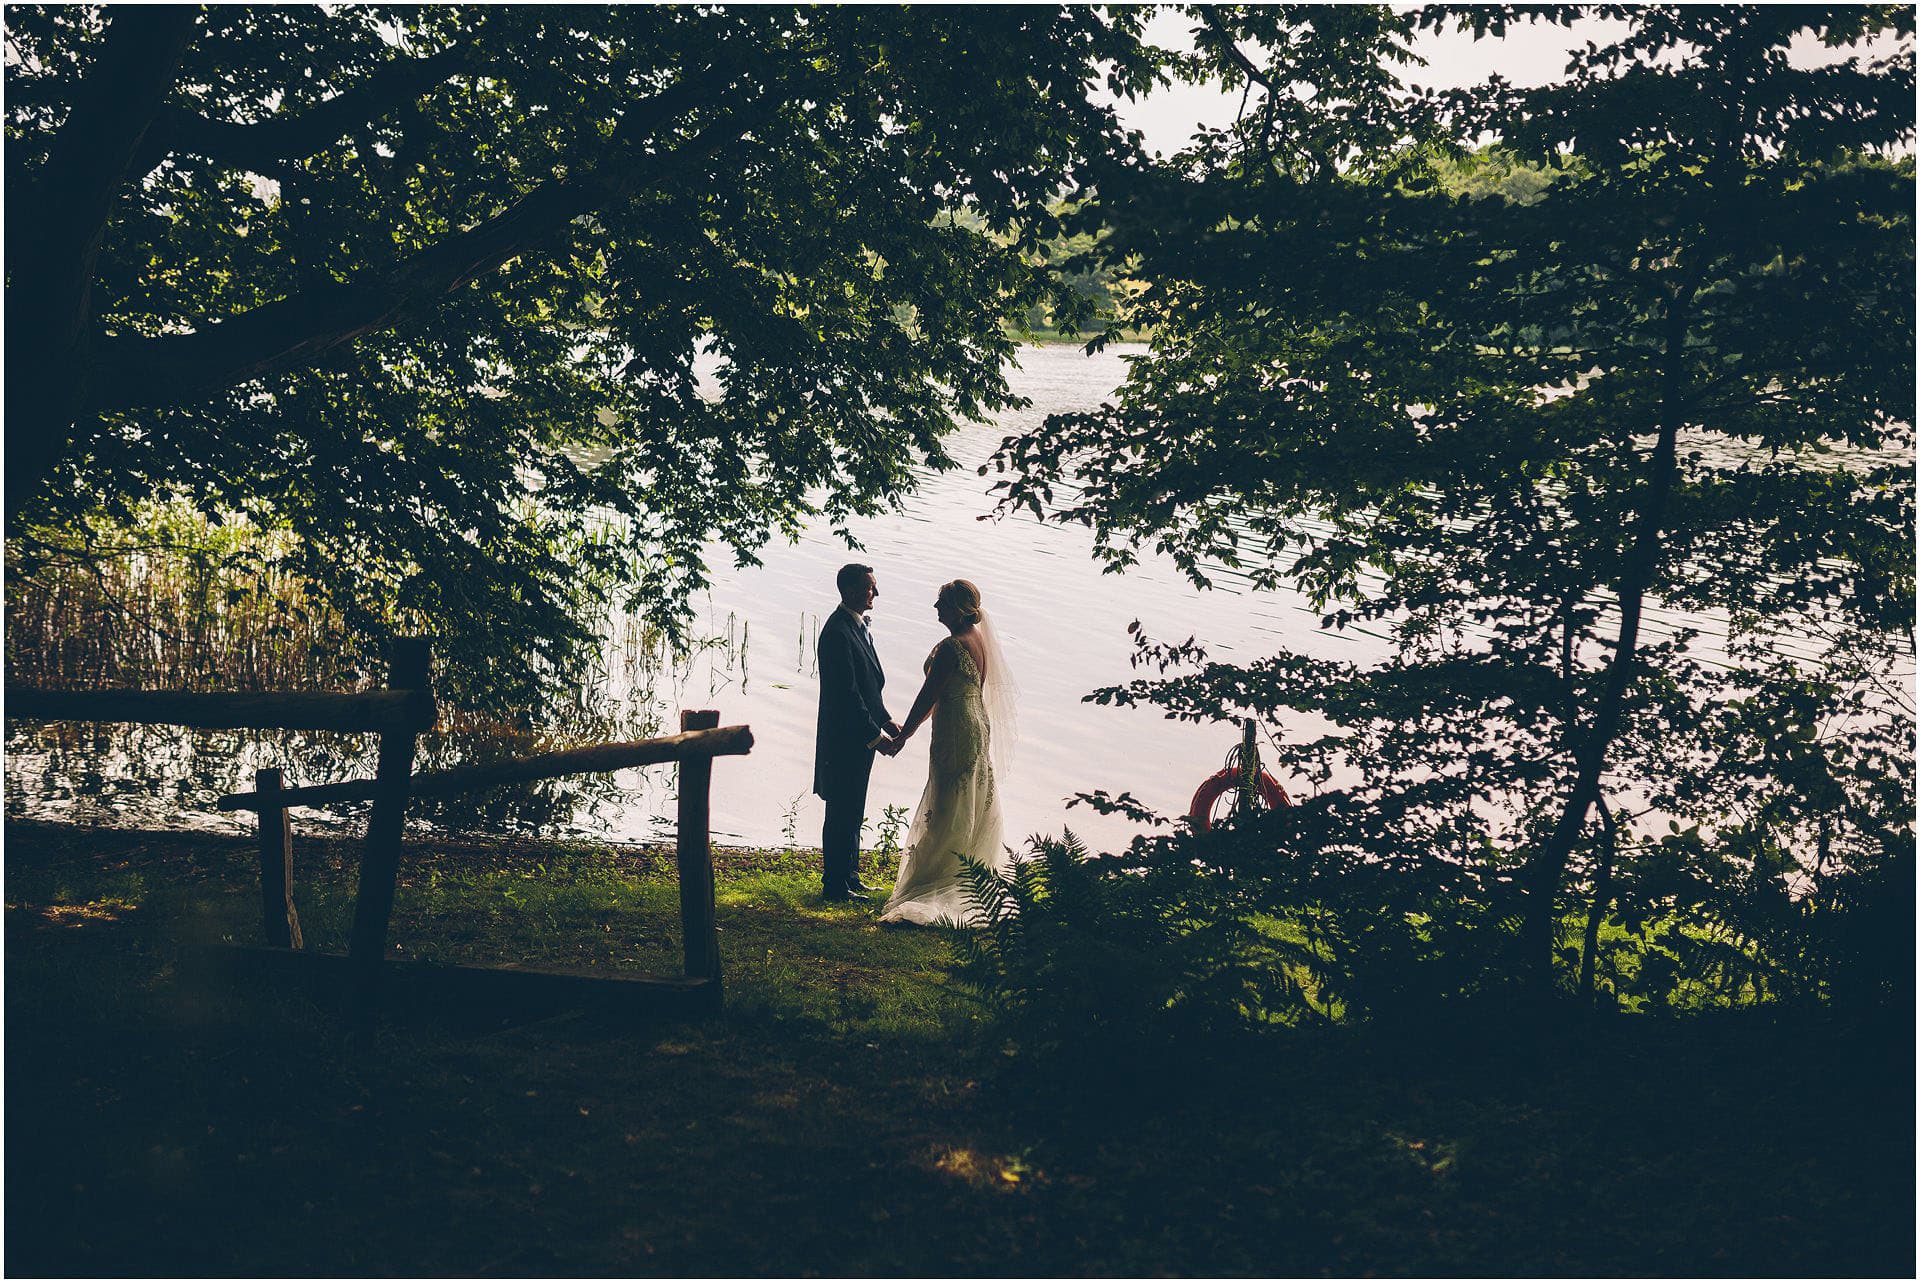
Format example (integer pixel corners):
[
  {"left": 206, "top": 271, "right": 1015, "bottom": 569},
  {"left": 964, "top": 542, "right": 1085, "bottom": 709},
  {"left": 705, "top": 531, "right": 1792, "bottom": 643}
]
[
  {"left": 6, "top": 511, "right": 805, "bottom": 840},
  {"left": 6, "top": 529, "right": 366, "bottom": 694},
  {"left": 6, "top": 512, "right": 757, "bottom": 712}
]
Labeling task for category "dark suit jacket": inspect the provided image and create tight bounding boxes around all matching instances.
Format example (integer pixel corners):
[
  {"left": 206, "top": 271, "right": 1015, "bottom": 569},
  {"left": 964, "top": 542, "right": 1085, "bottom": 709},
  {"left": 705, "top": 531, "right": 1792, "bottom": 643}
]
[{"left": 814, "top": 606, "right": 890, "bottom": 798}]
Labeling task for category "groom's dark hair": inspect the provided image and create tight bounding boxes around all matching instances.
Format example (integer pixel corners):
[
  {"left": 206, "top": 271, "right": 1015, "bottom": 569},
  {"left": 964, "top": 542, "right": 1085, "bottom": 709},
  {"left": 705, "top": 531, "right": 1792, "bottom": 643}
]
[{"left": 835, "top": 563, "right": 874, "bottom": 596}]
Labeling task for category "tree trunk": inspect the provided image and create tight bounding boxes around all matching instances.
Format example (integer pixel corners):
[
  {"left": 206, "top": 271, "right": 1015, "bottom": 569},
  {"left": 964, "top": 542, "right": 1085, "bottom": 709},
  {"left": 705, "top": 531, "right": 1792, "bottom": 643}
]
[
  {"left": 1520, "top": 286, "right": 1693, "bottom": 993},
  {"left": 4, "top": 6, "right": 193, "bottom": 529},
  {"left": 1577, "top": 797, "right": 1620, "bottom": 1005}
]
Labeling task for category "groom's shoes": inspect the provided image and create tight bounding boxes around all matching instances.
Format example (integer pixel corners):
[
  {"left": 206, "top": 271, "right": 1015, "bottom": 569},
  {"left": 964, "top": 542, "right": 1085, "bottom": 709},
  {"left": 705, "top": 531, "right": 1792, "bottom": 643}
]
[
  {"left": 845, "top": 878, "right": 879, "bottom": 895},
  {"left": 823, "top": 884, "right": 872, "bottom": 902}
]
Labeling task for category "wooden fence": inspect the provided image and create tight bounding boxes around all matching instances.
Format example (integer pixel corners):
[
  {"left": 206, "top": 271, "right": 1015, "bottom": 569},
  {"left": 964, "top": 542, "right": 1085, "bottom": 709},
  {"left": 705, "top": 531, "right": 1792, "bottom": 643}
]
[{"left": 7, "top": 639, "right": 751, "bottom": 1019}]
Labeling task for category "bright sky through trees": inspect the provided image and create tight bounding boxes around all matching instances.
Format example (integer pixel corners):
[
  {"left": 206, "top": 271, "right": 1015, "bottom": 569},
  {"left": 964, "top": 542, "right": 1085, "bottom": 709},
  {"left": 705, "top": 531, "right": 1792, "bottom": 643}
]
[{"left": 1114, "top": 8, "right": 1904, "bottom": 156}]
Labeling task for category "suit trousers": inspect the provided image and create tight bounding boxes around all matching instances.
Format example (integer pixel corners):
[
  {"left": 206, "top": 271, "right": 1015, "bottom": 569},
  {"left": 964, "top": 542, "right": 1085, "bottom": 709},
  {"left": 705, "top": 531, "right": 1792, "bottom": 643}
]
[{"left": 820, "top": 750, "right": 875, "bottom": 893}]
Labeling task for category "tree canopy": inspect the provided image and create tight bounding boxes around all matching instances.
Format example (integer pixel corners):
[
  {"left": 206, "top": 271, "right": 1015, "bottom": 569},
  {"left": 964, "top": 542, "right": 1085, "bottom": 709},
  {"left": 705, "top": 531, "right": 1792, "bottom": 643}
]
[
  {"left": 997, "top": 4, "right": 1915, "bottom": 998},
  {"left": 5, "top": 5, "right": 1159, "bottom": 705}
]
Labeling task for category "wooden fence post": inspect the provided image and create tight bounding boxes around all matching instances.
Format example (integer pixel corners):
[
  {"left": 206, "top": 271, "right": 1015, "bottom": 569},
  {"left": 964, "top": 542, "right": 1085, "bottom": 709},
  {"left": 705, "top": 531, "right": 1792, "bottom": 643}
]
[
  {"left": 255, "top": 767, "right": 303, "bottom": 949},
  {"left": 676, "top": 709, "right": 722, "bottom": 988},
  {"left": 347, "top": 638, "right": 432, "bottom": 1011}
]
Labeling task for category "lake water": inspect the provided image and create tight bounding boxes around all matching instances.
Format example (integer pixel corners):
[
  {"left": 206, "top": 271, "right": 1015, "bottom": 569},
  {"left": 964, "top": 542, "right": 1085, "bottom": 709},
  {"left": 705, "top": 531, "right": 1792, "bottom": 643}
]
[
  {"left": 636, "top": 341, "right": 1385, "bottom": 851},
  {"left": 6, "top": 342, "right": 1906, "bottom": 852}
]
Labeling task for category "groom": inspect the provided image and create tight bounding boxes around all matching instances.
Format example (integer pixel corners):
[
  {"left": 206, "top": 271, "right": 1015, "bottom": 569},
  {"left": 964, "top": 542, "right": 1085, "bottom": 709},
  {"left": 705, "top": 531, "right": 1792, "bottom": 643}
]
[{"left": 814, "top": 563, "right": 900, "bottom": 901}]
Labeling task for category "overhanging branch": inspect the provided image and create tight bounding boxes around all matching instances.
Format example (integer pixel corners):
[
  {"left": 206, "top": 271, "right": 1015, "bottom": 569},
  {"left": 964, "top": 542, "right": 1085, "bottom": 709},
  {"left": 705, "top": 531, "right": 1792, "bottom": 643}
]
[
  {"left": 89, "top": 75, "right": 764, "bottom": 411},
  {"left": 132, "top": 45, "right": 480, "bottom": 176}
]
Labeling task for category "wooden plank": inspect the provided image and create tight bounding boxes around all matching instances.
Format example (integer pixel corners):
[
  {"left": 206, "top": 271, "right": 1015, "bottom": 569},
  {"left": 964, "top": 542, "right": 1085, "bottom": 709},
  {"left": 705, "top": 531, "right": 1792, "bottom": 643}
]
[
  {"left": 215, "top": 723, "right": 755, "bottom": 812},
  {"left": 210, "top": 945, "right": 720, "bottom": 1021},
  {"left": 677, "top": 709, "right": 723, "bottom": 985},
  {"left": 4, "top": 685, "right": 435, "bottom": 733},
  {"left": 254, "top": 768, "right": 302, "bottom": 950},
  {"left": 346, "top": 639, "right": 430, "bottom": 1012}
]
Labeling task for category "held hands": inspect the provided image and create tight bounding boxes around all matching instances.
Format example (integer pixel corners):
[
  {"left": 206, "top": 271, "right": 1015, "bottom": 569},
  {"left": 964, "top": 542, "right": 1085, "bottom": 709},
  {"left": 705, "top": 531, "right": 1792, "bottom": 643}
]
[{"left": 878, "top": 721, "right": 907, "bottom": 757}]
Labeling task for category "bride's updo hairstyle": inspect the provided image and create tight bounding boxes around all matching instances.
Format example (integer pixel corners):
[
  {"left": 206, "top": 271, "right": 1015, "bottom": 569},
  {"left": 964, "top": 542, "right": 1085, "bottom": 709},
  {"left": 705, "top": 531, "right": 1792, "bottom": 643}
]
[{"left": 938, "top": 579, "right": 984, "bottom": 626}]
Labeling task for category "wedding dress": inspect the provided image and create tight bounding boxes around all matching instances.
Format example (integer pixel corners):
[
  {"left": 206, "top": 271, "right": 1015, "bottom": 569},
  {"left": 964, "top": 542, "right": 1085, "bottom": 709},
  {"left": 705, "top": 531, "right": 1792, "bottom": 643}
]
[{"left": 879, "top": 619, "right": 1015, "bottom": 926}]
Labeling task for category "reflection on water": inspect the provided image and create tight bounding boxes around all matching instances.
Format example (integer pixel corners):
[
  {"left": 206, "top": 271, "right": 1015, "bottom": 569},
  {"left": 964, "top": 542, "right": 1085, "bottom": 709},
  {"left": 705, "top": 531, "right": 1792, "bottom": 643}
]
[
  {"left": 6, "top": 343, "right": 1906, "bottom": 852},
  {"left": 4, "top": 707, "right": 661, "bottom": 840}
]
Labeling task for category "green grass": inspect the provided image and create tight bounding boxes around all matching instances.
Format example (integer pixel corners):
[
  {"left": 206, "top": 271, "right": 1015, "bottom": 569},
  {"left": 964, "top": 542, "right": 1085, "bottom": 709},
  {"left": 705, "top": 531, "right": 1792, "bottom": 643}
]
[{"left": 5, "top": 819, "right": 1911, "bottom": 1276}]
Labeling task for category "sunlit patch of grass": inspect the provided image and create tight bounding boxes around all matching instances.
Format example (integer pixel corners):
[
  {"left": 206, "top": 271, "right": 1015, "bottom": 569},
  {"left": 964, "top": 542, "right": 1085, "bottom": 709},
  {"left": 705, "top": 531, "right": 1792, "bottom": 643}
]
[
  {"left": 930, "top": 1144, "right": 1041, "bottom": 1190},
  {"left": 6, "top": 864, "right": 154, "bottom": 932},
  {"left": 31, "top": 896, "right": 142, "bottom": 927},
  {"left": 718, "top": 870, "right": 847, "bottom": 913},
  {"left": 716, "top": 895, "right": 972, "bottom": 1041},
  {"left": 10, "top": 868, "right": 152, "bottom": 907}
]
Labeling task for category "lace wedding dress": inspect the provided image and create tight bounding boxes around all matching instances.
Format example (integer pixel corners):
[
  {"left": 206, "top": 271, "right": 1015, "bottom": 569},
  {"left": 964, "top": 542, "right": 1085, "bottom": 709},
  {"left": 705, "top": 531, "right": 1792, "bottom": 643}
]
[{"left": 879, "top": 629, "right": 1013, "bottom": 926}]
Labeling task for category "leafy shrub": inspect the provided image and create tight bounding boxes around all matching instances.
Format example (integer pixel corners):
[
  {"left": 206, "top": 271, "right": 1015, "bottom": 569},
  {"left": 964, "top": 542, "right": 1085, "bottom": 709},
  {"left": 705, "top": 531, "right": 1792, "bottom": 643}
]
[
  {"left": 948, "top": 834, "right": 1308, "bottom": 1063},
  {"left": 955, "top": 803, "right": 1907, "bottom": 1059}
]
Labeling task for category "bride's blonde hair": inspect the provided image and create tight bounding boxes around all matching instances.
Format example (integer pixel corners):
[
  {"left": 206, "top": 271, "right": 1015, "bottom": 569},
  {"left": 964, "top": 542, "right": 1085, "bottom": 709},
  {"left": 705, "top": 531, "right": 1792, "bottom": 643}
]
[{"left": 937, "top": 579, "right": 983, "bottom": 625}]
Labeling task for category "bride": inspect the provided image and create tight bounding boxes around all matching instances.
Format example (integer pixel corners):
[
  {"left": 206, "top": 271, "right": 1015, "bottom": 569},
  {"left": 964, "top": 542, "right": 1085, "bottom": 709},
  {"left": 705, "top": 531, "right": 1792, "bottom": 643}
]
[{"left": 875, "top": 579, "right": 1016, "bottom": 926}]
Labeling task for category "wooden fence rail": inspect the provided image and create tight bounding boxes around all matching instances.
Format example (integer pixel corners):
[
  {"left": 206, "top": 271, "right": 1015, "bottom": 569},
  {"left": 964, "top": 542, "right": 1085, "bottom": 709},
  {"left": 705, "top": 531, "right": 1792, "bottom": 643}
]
[
  {"left": 5, "top": 637, "right": 742, "bottom": 1021},
  {"left": 214, "top": 724, "right": 754, "bottom": 813}
]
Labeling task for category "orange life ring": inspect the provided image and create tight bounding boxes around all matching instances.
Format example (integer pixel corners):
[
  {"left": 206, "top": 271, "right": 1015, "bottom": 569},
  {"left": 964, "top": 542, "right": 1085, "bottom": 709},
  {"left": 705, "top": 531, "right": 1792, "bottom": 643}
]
[{"left": 1187, "top": 768, "right": 1291, "bottom": 831}]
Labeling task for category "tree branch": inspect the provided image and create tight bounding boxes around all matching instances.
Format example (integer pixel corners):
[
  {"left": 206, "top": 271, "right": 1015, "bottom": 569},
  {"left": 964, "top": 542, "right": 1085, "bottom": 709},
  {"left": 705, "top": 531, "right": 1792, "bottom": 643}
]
[
  {"left": 1197, "top": 8, "right": 1277, "bottom": 93},
  {"left": 1196, "top": 9, "right": 1296, "bottom": 169},
  {"left": 88, "top": 75, "right": 763, "bottom": 411},
  {"left": 132, "top": 45, "right": 477, "bottom": 176}
]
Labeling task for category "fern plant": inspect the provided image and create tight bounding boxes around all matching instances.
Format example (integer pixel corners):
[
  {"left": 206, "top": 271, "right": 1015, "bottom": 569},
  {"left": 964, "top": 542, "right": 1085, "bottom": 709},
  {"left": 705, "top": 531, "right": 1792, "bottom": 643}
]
[{"left": 948, "top": 832, "right": 1320, "bottom": 1066}]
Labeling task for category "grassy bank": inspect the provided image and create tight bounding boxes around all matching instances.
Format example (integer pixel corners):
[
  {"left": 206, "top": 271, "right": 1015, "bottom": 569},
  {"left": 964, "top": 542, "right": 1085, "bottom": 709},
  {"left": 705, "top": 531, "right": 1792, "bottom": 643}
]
[{"left": 5, "top": 819, "right": 1911, "bottom": 1276}]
